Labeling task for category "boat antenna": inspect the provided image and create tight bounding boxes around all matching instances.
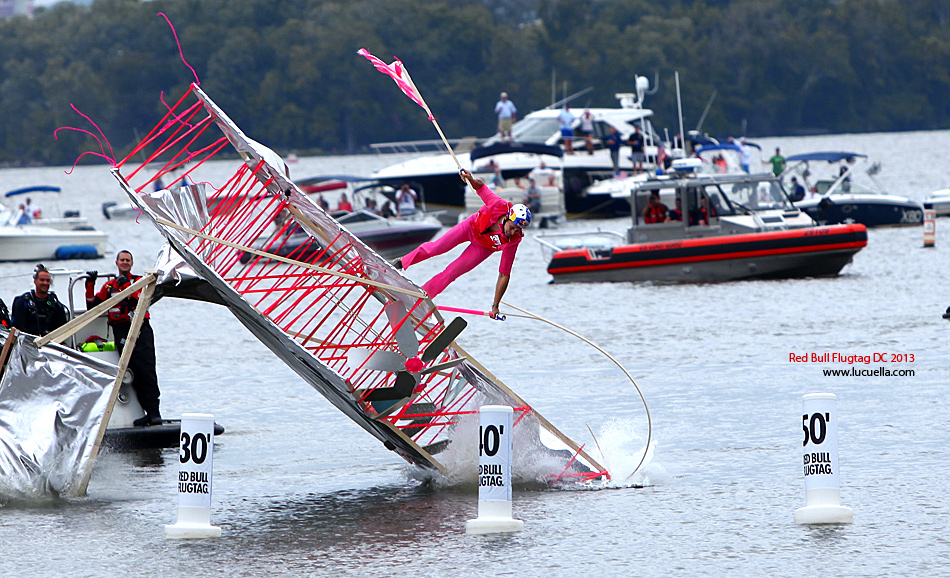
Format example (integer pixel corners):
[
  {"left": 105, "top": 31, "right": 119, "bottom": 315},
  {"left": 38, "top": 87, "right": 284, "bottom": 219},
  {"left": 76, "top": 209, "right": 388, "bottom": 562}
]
[
  {"left": 694, "top": 89, "right": 717, "bottom": 132},
  {"left": 675, "top": 71, "right": 686, "bottom": 154}
]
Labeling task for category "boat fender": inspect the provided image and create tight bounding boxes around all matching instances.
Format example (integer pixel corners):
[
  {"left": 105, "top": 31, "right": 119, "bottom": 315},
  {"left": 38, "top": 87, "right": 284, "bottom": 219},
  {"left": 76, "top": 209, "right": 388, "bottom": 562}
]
[{"left": 54, "top": 245, "right": 101, "bottom": 259}]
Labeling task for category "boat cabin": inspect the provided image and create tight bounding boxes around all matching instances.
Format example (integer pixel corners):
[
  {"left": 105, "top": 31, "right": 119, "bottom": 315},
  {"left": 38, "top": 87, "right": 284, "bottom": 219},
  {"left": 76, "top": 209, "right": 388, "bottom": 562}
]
[{"left": 619, "top": 168, "right": 814, "bottom": 244}]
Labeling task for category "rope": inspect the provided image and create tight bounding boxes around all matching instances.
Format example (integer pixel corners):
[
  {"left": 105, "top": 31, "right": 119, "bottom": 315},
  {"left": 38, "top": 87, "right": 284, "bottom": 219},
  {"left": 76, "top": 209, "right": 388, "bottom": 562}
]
[{"left": 500, "top": 300, "right": 652, "bottom": 483}]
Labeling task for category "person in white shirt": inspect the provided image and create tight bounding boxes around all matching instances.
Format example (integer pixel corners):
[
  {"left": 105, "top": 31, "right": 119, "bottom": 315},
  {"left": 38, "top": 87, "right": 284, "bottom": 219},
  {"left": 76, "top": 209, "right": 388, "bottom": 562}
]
[
  {"left": 494, "top": 92, "right": 517, "bottom": 143},
  {"left": 528, "top": 161, "right": 556, "bottom": 186},
  {"left": 396, "top": 184, "right": 418, "bottom": 216}
]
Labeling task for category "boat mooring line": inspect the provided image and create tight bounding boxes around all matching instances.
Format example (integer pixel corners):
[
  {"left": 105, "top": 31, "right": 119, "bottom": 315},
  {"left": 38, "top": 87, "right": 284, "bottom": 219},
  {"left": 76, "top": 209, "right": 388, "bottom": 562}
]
[{"left": 499, "top": 300, "right": 652, "bottom": 483}]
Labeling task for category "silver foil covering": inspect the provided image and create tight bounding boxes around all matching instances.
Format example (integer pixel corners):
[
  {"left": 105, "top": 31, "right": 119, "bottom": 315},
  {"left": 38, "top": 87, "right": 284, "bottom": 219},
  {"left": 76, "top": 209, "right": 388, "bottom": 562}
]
[{"left": 0, "top": 331, "right": 116, "bottom": 498}]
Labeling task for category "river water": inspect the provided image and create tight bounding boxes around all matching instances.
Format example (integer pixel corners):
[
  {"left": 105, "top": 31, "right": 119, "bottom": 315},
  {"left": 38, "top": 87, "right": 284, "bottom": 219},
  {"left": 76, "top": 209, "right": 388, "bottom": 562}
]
[{"left": 0, "top": 130, "right": 948, "bottom": 577}]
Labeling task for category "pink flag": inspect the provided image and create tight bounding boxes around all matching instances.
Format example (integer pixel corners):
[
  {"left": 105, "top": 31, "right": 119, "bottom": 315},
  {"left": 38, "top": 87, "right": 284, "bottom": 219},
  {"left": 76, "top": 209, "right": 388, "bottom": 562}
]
[{"left": 357, "top": 49, "right": 434, "bottom": 121}]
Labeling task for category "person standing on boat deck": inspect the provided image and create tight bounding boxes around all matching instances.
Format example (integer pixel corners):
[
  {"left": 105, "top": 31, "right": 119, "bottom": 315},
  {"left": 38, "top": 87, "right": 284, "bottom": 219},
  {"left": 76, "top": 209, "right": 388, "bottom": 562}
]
[
  {"left": 603, "top": 127, "right": 624, "bottom": 175},
  {"left": 642, "top": 191, "right": 669, "bottom": 224},
  {"left": 528, "top": 160, "right": 556, "bottom": 186},
  {"left": 316, "top": 194, "right": 330, "bottom": 211},
  {"left": 396, "top": 184, "right": 418, "bottom": 216},
  {"left": 490, "top": 162, "right": 505, "bottom": 189},
  {"left": 767, "top": 148, "right": 786, "bottom": 176},
  {"left": 580, "top": 110, "right": 595, "bottom": 155},
  {"left": 86, "top": 251, "right": 162, "bottom": 427},
  {"left": 735, "top": 138, "right": 753, "bottom": 173},
  {"left": 557, "top": 105, "right": 576, "bottom": 154},
  {"left": 494, "top": 92, "right": 517, "bottom": 143},
  {"left": 381, "top": 201, "right": 396, "bottom": 219},
  {"left": 627, "top": 126, "right": 646, "bottom": 174},
  {"left": 394, "top": 169, "right": 530, "bottom": 319},
  {"left": 690, "top": 196, "right": 715, "bottom": 226},
  {"left": 11, "top": 264, "right": 68, "bottom": 336}
]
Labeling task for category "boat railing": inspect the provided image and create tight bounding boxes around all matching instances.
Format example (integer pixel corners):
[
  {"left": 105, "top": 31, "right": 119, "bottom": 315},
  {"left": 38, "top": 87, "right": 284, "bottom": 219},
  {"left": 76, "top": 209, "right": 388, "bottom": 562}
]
[
  {"left": 369, "top": 137, "right": 482, "bottom": 155},
  {"left": 535, "top": 230, "right": 625, "bottom": 258}
]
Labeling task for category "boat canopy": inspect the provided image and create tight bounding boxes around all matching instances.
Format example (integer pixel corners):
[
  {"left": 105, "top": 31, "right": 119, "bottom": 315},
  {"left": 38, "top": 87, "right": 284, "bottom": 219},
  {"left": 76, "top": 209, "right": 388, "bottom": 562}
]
[
  {"left": 469, "top": 142, "right": 564, "bottom": 163},
  {"left": 784, "top": 152, "right": 867, "bottom": 163},
  {"left": 4, "top": 185, "right": 62, "bottom": 197}
]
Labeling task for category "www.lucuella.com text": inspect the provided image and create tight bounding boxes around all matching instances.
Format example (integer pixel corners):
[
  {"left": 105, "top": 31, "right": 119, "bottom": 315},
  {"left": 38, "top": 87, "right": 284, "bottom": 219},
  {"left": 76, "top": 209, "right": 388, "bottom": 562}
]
[{"left": 789, "top": 353, "right": 914, "bottom": 364}]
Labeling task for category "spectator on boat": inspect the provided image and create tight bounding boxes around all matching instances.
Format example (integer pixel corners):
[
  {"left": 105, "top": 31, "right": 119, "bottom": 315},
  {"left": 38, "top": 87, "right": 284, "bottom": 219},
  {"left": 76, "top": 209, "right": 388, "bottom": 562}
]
[
  {"left": 735, "top": 138, "right": 753, "bottom": 173},
  {"left": 580, "top": 110, "right": 595, "bottom": 155},
  {"left": 364, "top": 197, "right": 380, "bottom": 215},
  {"left": 669, "top": 197, "right": 683, "bottom": 221},
  {"left": 490, "top": 163, "right": 505, "bottom": 189},
  {"left": 713, "top": 154, "right": 728, "bottom": 173},
  {"left": 494, "top": 92, "right": 517, "bottom": 143},
  {"left": 602, "top": 127, "right": 624, "bottom": 175},
  {"left": 767, "top": 148, "right": 786, "bottom": 176},
  {"left": 642, "top": 191, "right": 669, "bottom": 224},
  {"left": 25, "top": 197, "right": 40, "bottom": 219},
  {"left": 396, "top": 184, "right": 418, "bottom": 216},
  {"left": 86, "top": 251, "right": 162, "bottom": 427},
  {"left": 788, "top": 176, "right": 806, "bottom": 202},
  {"left": 522, "top": 178, "right": 542, "bottom": 214},
  {"left": 627, "top": 126, "right": 646, "bottom": 174},
  {"left": 381, "top": 201, "right": 397, "bottom": 219},
  {"left": 316, "top": 194, "right": 330, "bottom": 211},
  {"left": 690, "top": 196, "right": 716, "bottom": 226},
  {"left": 337, "top": 193, "right": 353, "bottom": 213},
  {"left": 557, "top": 105, "right": 576, "bottom": 154},
  {"left": 528, "top": 161, "right": 556, "bottom": 186},
  {"left": 839, "top": 166, "right": 852, "bottom": 192},
  {"left": 393, "top": 169, "right": 529, "bottom": 320},
  {"left": 11, "top": 264, "right": 68, "bottom": 337}
]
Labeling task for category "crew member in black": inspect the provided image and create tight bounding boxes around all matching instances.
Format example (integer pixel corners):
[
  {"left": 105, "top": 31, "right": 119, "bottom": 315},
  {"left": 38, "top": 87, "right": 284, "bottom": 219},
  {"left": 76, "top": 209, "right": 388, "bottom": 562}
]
[
  {"left": 86, "top": 251, "right": 162, "bottom": 427},
  {"left": 0, "top": 298, "right": 10, "bottom": 328},
  {"left": 11, "top": 264, "right": 68, "bottom": 336}
]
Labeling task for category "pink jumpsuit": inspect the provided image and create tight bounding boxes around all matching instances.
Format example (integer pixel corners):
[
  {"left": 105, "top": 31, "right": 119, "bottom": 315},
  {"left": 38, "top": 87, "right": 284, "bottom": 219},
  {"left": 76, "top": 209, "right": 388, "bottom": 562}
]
[{"left": 401, "top": 184, "right": 522, "bottom": 298}]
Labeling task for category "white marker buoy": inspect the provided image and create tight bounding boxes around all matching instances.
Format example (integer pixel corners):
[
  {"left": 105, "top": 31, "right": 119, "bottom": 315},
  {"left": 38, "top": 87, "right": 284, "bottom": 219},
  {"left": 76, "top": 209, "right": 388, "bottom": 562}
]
[
  {"left": 465, "top": 405, "right": 524, "bottom": 534},
  {"left": 165, "top": 413, "right": 222, "bottom": 539},
  {"left": 923, "top": 205, "right": 936, "bottom": 248},
  {"left": 795, "top": 393, "right": 853, "bottom": 524}
]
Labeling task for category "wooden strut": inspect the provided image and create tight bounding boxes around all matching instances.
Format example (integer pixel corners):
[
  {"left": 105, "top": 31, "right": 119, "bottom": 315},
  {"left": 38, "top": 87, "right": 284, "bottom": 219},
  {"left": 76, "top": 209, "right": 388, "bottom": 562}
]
[
  {"left": 0, "top": 327, "right": 19, "bottom": 383},
  {"left": 73, "top": 274, "right": 158, "bottom": 497}
]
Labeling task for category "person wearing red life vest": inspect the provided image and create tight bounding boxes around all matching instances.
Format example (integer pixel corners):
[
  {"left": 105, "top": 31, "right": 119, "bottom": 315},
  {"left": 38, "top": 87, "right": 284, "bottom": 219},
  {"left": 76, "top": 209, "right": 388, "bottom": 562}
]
[
  {"left": 85, "top": 250, "right": 162, "bottom": 427},
  {"left": 642, "top": 190, "right": 670, "bottom": 224},
  {"left": 394, "top": 169, "right": 531, "bottom": 320}
]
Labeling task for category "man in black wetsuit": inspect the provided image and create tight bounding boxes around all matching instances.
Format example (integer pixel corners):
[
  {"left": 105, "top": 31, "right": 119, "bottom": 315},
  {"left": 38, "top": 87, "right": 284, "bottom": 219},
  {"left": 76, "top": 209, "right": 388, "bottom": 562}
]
[
  {"left": 86, "top": 251, "right": 162, "bottom": 427},
  {"left": 11, "top": 264, "right": 69, "bottom": 336}
]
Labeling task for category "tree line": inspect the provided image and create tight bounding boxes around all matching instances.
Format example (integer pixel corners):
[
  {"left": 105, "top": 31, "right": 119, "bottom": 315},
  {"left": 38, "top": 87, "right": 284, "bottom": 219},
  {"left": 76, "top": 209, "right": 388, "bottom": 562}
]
[{"left": 0, "top": 0, "right": 948, "bottom": 166}]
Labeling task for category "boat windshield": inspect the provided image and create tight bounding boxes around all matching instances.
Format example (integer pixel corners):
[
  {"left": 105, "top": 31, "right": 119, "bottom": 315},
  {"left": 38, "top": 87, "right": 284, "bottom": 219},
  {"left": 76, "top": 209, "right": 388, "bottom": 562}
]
[
  {"left": 484, "top": 118, "right": 561, "bottom": 146},
  {"left": 716, "top": 179, "right": 789, "bottom": 212}
]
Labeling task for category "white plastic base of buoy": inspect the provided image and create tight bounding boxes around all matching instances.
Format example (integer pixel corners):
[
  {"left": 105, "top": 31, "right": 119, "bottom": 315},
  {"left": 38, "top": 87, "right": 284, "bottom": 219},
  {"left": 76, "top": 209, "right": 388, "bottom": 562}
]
[
  {"left": 795, "top": 488, "right": 853, "bottom": 525},
  {"left": 164, "top": 506, "right": 222, "bottom": 539},
  {"left": 465, "top": 499, "right": 524, "bottom": 535}
]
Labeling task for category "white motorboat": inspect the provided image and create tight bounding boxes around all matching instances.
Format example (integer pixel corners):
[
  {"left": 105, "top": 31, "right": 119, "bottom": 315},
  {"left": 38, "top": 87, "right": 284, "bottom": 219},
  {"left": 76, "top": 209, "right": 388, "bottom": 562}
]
[
  {"left": 782, "top": 151, "right": 923, "bottom": 227},
  {"left": 923, "top": 189, "right": 950, "bottom": 216},
  {"left": 371, "top": 78, "right": 664, "bottom": 217},
  {"left": 0, "top": 222, "right": 108, "bottom": 261},
  {"left": 3, "top": 186, "right": 91, "bottom": 230}
]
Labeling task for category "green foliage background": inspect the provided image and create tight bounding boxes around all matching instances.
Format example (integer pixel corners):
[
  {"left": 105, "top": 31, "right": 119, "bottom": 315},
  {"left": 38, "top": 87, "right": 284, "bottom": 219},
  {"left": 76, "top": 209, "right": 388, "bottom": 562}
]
[{"left": 1, "top": 0, "right": 948, "bottom": 165}]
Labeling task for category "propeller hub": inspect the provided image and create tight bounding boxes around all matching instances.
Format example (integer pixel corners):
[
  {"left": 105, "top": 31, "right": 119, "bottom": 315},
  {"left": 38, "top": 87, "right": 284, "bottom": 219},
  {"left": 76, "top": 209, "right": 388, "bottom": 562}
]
[{"left": 405, "top": 357, "right": 424, "bottom": 373}]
